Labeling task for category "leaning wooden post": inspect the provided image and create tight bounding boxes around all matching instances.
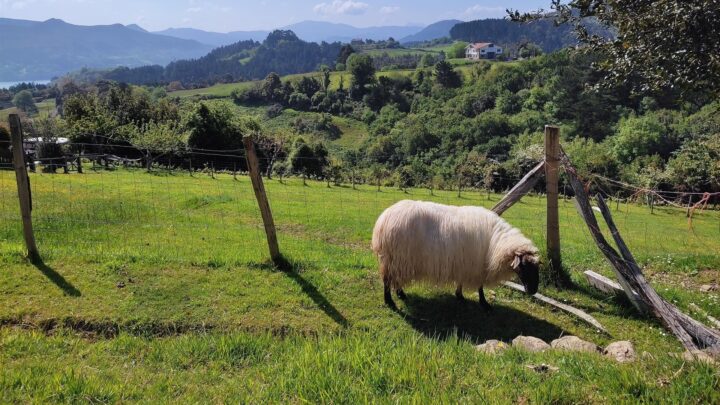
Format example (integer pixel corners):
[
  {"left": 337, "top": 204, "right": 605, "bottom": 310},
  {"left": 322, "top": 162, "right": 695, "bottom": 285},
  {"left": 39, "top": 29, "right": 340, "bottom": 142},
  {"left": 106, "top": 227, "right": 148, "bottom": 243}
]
[
  {"left": 9, "top": 114, "right": 40, "bottom": 261},
  {"left": 544, "top": 125, "right": 563, "bottom": 285},
  {"left": 243, "top": 135, "right": 281, "bottom": 264}
]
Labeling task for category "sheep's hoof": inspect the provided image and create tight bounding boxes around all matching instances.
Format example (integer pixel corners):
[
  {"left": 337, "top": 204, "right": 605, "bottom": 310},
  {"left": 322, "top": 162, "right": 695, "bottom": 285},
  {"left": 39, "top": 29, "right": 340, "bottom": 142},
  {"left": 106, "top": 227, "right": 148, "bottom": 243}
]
[
  {"left": 455, "top": 292, "right": 466, "bottom": 303},
  {"left": 396, "top": 289, "right": 407, "bottom": 301}
]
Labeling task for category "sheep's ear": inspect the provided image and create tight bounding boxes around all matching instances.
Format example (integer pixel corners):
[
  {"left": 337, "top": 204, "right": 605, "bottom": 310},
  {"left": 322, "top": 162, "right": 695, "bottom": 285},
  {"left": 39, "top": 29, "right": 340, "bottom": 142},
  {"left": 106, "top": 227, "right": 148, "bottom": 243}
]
[{"left": 511, "top": 255, "right": 521, "bottom": 270}]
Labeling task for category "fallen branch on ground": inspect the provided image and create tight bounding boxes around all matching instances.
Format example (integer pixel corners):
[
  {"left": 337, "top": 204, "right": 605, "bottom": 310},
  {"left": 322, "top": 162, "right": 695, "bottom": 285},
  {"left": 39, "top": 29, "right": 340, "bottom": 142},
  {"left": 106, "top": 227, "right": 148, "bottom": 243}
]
[{"left": 503, "top": 281, "right": 608, "bottom": 334}]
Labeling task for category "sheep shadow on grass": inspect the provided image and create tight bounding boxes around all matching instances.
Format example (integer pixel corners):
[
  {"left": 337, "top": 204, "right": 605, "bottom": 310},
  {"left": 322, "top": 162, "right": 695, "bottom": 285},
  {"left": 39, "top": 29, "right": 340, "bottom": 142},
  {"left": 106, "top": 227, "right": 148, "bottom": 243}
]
[{"left": 398, "top": 292, "right": 565, "bottom": 344}]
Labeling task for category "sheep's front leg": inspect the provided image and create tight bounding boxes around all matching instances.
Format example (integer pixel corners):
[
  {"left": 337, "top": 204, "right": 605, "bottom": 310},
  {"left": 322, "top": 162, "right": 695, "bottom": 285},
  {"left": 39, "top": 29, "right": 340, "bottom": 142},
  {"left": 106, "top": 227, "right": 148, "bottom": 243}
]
[
  {"left": 396, "top": 289, "right": 407, "bottom": 300},
  {"left": 455, "top": 285, "right": 465, "bottom": 302},
  {"left": 478, "top": 287, "right": 492, "bottom": 312}
]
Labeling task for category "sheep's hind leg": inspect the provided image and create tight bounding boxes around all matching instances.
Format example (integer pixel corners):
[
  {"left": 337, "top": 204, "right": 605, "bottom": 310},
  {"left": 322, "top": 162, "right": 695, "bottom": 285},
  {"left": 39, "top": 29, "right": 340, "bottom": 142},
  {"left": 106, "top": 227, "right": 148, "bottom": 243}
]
[
  {"left": 396, "top": 289, "right": 407, "bottom": 300},
  {"left": 478, "top": 287, "right": 493, "bottom": 312},
  {"left": 455, "top": 285, "right": 465, "bottom": 302},
  {"left": 383, "top": 278, "right": 397, "bottom": 310}
]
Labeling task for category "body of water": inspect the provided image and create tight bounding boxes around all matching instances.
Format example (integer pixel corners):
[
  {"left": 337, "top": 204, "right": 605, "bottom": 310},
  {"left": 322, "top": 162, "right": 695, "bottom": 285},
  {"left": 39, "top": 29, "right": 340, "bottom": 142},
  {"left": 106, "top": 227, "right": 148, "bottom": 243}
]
[{"left": 0, "top": 80, "right": 52, "bottom": 90}]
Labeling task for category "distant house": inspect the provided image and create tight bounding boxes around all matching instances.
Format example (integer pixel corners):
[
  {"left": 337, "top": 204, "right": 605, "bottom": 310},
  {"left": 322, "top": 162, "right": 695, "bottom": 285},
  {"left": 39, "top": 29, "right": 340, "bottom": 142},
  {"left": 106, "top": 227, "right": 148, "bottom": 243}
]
[{"left": 466, "top": 42, "right": 503, "bottom": 60}]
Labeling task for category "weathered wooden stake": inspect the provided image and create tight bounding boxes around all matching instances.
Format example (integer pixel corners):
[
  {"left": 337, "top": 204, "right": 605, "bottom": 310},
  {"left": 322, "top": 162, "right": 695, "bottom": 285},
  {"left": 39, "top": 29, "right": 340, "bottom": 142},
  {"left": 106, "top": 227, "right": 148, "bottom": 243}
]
[
  {"left": 492, "top": 161, "right": 545, "bottom": 216},
  {"left": 243, "top": 135, "right": 281, "bottom": 264},
  {"left": 9, "top": 114, "right": 40, "bottom": 261},
  {"left": 544, "top": 126, "right": 562, "bottom": 280},
  {"left": 77, "top": 155, "right": 83, "bottom": 174}
]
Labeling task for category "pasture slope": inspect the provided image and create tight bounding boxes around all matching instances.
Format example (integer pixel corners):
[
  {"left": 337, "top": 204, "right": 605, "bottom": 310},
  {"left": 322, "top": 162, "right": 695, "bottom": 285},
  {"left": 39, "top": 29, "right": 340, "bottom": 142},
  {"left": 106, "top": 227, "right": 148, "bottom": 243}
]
[
  {"left": 169, "top": 63, "right": 481, "bottom": 99},
  {"left": 1, "top": 167, "right": 719, "bottom": 402}
]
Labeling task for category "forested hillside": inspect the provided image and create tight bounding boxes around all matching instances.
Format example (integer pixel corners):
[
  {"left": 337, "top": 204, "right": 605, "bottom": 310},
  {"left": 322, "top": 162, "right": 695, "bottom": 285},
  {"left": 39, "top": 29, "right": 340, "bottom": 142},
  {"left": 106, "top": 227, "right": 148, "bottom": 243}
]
[
  {"left": 16, "top": 49, "right": 716, "bottom": 196},
  {"left": 450, "top": 18, "right": 606, "bottom": 52},
  {"left": 99, "top": 30, "right": 343, "bottom": 86}
]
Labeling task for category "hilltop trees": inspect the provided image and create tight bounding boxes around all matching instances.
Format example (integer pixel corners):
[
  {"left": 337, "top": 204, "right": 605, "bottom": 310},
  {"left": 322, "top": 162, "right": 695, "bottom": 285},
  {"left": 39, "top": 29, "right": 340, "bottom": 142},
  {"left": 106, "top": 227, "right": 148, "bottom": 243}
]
[
  {"left": 98, "top": 30, "right": 342, "bottom": 87},
  {"left": 448, "top": 41, "right": 468, "bottom": 59},
  {"left": 347, "top": 54, "right": 376, "bottom": 100},
  {"left": 13, "top": 90, "right": 38, "bottom": 115},
  {"left": 186, "top": 102, "right": 259, "bottom": 151},
  {"left": 434, "top": 61, "right": 462, "bottom": 88},
  {"left": 0, "top": 124, "right": 11, "bottom": 161}
]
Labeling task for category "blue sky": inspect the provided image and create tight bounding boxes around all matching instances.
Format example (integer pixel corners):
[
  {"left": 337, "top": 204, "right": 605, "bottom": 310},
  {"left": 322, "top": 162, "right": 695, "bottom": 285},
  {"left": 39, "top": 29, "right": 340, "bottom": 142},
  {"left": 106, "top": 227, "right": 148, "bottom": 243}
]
[{"left": 0, "top": 0, "right": 548, "bottom": 31}]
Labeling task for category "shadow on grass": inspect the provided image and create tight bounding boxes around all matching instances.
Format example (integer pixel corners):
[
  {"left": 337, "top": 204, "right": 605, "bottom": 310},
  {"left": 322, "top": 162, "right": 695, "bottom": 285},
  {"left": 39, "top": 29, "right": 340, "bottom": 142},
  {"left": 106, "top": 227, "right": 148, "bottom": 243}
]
[
  {"left": 32, "top": 259, "right": 82, "bottom": 297},
  {"left": 398, "top": 293, "right": 565, "bottom": 344},
  {"left": 565, "top": 281, "right": 648, "bottom": 320},
  {"left": 270, "top": 257, "right": 349, "bottom": 329}
]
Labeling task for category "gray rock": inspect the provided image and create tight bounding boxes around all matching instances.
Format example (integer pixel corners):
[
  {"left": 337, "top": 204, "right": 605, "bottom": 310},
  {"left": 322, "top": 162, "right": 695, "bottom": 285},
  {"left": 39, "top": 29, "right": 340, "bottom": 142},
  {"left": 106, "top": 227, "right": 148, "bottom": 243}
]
[
  {"left": 699, "top": 284, "right": 718, "bottom": 292},
  {"left": 512, "top": 336, "right": 550, "bottom": 352},
  {"left": 680, "top": 350, "right": 716, "bottom": 365},
  {"left": 476, "top": 339, "right": 509, "bottom": 354},
  {"left": 551, "top": 336, "right": 599, "bottom": 353},
  {"left": 604, "top": 341, "right": 636, "bottom": 363}
]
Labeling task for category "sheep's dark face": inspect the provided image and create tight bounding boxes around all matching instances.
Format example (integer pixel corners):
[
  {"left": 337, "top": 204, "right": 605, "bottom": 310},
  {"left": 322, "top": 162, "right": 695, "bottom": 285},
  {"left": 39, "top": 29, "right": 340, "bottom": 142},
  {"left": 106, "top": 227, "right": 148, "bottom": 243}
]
[{"left": 512, "top": 253, "right": 539, "bottom": 295}]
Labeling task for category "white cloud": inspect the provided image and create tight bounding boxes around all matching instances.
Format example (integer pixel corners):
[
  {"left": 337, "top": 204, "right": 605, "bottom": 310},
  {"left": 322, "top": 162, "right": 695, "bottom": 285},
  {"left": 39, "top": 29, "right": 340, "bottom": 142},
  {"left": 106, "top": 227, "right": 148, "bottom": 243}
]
[
  {"left": 313, "top": 0, "right": 368, "bottom": 16},
  {"left": 379, "top": 5, "right": 399, "bottom": 14},
  {"left": 463, "top": 4, "right": 505, "bottom": 18}
]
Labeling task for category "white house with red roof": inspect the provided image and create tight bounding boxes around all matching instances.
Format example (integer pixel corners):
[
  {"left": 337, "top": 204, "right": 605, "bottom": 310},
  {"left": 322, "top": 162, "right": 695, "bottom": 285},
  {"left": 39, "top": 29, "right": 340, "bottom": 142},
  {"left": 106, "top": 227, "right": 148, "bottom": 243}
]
[{"left": 465, "top": 42, "right": 503, "bottom": 60}]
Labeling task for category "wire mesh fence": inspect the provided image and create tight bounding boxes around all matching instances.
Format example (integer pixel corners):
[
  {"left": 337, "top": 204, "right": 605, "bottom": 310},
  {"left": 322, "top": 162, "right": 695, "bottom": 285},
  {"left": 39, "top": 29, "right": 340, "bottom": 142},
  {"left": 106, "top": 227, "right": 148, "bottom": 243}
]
[{"left": 1, "top": 142, "right": 719, "bottom": 277}]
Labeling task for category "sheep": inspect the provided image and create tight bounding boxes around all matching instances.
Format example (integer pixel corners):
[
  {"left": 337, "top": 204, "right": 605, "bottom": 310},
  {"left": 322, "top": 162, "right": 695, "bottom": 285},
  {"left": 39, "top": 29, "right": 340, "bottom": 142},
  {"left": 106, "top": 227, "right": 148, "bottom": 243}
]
[{"left": 371, "top": 200, "right": 540, "bottom": 311}]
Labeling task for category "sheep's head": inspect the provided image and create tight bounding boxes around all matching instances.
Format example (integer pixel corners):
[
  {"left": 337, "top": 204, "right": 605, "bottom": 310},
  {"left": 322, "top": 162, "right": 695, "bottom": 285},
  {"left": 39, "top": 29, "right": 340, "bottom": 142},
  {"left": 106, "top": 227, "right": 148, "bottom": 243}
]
[{"left": 512, "top": 252, "right": 539, "bottom": 295}]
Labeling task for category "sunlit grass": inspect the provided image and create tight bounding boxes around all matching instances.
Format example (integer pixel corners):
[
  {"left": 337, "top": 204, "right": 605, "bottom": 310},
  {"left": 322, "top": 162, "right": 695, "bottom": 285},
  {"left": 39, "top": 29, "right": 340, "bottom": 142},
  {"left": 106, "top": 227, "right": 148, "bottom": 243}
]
[{"left": 0, "top": 167, "right": 718, "bottom": 402}]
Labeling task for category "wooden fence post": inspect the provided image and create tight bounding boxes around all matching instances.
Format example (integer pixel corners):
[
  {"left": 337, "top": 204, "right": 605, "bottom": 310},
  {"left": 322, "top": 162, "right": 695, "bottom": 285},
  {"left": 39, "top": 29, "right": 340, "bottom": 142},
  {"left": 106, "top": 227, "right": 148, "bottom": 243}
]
[
  {"left": 9, "top": 114, "right": 40, "bottom": 261},
  {"left": 544, "top": 125, "right": 564, "bottom": 285},
  {"left": 243, "top": 135, "right": 281, "bottom": 264}
]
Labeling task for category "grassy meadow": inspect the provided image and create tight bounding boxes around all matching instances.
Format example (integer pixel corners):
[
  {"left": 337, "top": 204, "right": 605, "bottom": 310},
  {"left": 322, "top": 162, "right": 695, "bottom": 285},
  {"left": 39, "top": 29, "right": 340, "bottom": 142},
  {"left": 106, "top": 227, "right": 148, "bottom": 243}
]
[
  {"left": 168, "top": 63, "right": 483, "bottom": 100},
  {"left": 0, "top": 99, "right": 56, "bottom": 123},
  {"left": 1, "top": 166, "right": 719, "bottom": 403}
]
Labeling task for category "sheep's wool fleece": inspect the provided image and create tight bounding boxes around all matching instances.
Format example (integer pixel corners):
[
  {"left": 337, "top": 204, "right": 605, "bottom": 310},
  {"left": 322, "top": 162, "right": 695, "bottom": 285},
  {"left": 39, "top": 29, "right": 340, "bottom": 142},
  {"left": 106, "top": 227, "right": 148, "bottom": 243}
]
[{"left": 372, "top": 200, "right": 538, "bottom": 289}]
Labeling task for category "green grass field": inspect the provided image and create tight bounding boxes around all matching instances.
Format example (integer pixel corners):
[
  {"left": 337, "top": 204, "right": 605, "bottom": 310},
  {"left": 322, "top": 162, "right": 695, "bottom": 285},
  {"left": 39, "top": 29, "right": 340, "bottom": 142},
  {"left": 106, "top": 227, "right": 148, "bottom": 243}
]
[
  {"left": 1, "top": 166, "right": 719, "bottom": 402},
  {"left": 0, "top": 99, "right": 56, "bottom": 124}
]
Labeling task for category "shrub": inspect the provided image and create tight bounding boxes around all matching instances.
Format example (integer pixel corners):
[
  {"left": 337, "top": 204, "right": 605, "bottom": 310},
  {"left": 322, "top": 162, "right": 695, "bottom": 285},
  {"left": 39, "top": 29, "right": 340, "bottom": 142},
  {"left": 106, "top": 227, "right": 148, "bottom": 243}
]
[
  {"left": 266, "top": 103, "right": 284, "bottom": 118},
  {"left": 288, "top": 93, "right": 311, "bottom": 111}
]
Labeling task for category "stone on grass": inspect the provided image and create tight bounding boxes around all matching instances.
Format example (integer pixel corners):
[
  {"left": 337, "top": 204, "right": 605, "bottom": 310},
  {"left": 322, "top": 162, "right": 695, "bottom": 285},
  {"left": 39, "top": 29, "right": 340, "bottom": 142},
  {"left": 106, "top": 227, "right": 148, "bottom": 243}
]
[
  {"left": 512, "top": 336, "right": 550, "bottom": 352},
  {"left": 551, "top": 336, "right": 599, "bottom": 353},
  {"left": 604, "top": 341, "right": 636, "bottom": 363},
  {"left": 476, "top": 339, "right": 508, "bottom": 354},
  {"left": 680, "top": 350, "right": 716, "bottom": 365},
  {"left": 699, "top": 284, "right": 718, "bottom": 292}
]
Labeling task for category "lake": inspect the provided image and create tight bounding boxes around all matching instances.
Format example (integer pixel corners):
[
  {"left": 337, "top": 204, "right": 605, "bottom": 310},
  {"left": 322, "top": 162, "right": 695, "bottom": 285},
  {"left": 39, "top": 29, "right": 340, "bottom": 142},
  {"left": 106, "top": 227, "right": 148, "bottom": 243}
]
[{"left": 0, "top": 80, "right": 52, "bottom": 90}]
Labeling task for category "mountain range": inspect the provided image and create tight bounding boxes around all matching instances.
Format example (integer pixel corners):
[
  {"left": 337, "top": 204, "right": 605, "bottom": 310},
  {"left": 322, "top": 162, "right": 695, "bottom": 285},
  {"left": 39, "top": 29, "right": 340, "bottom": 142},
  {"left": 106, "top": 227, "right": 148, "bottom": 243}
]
[
  {"left": 152, "top": 21, "right": 433, "bottom": 47},
  {"left": 0, "top": 18, "right": 213, "bottom": 81},
  {"left": 0, "top": 17, "right": 459, "bottom": 81},
  {"left": 399, "top": 20, "right": 463, "bottom": 44},
  {"left": 153, "top": 27, "right": 271, "bottom": 47}
]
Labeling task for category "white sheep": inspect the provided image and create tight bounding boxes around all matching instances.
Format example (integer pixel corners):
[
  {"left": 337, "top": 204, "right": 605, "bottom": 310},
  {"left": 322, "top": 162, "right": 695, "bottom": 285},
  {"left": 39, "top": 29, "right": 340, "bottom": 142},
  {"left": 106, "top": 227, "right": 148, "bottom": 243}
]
[{"left": 371, "top": 200, "right": 540, "bottom": 310}]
